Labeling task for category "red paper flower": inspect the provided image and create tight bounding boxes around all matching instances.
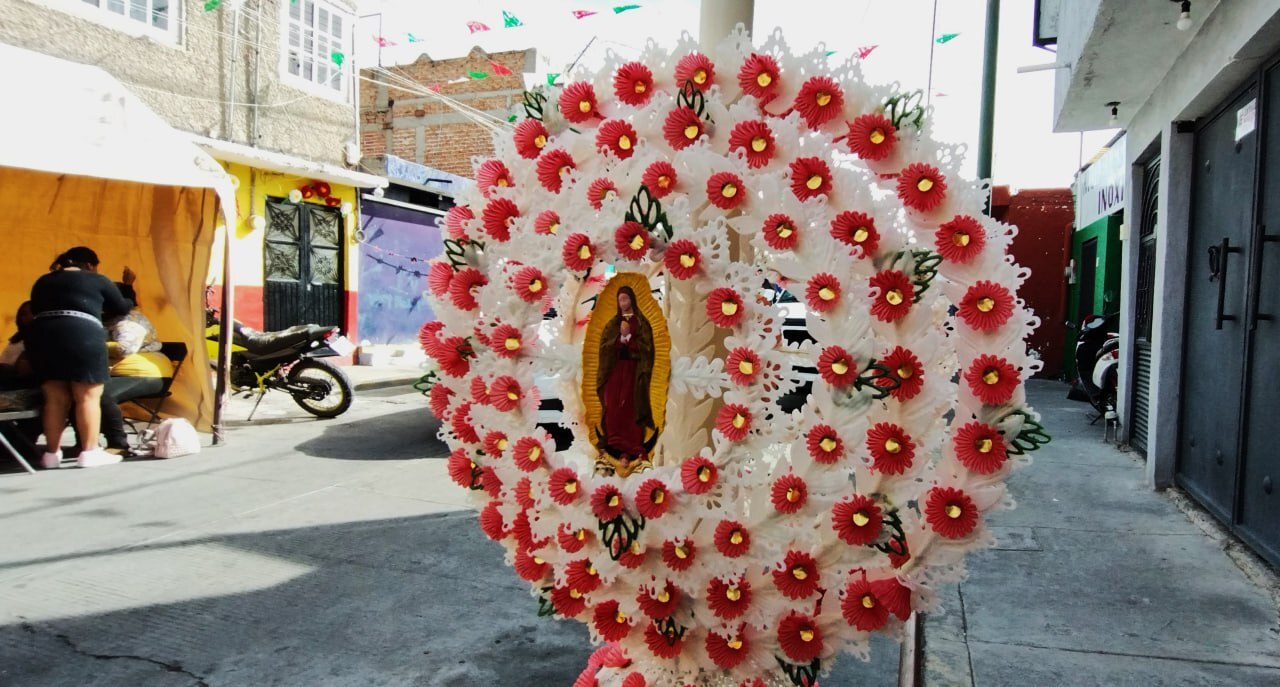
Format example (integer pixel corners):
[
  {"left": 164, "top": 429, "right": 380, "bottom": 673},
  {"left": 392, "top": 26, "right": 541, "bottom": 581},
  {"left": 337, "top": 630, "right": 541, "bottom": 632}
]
[
  {"left": 842, "top": 576, "right": 889, "bottom": 631},
  {"left": 482, "top": 430, "right": 508, "bottom": 457},
  {"left": 513, "top": 548, "right": 550, "bottom": 582},
  {"left": 845, "top": 113, "right": 897, "bottom": 161},
  {"left": 512, "top": 436, "right": 546, "bottom": 472},
  {"left": 591, "top": 483, "right": 626, "bottom": 521},
  {"left": 806, "top": 424, "right": 844, "bottom": 464},
  {"left": 596, "top": 119, "right": 639, "bottom": 160},
  {"left": 662, "top": 538, "right": 696, "bottom": 571},
  {"left": 617, "top": 540, "right": 648, "bottom": 569},
  {"left": 558, "top": 81, "right": 599, "bottom": 123},
  {"left": 566, "top": 558, "right": 602, "bottom": 595},
  {"left": 488, "top": 375, "right": 523, "bottom": 412},
  {"left": 478, "top": 465, "right": 501, "bottom": 498},
  {"left": 587, "top": 177, "right": 619, "bottom": 210},
  {"left": 448, "top": 267, "right": 487, "bottom": 311},
  {"left": 534, "top": 209, "right": 561, "bottom": 236},
  {"left": 536, "top": 149, "right": 576, "bottom": 193},
  {"left": 663, "top": 107, "right": 705, "bottom": 150},
  {"left": 794, "top": 76, "right": 844, "bottom": 129},
  {"left": 436, "top": 336, "right": 473, "bottom": 377},
  {"left": 925, "top": 486, "right": 979, "bottom": 539},
  {"left": 869, "top": 270, "right": 914, "bottom": 322},
  {"left": 593, "top": 600, "right": 633, "bottom": 642},
  {"left": 614, "top": 221, "right": 651, "bottom": 260},
  {"left": 663, "top": 239, "right": 701, "bottom": 280},
  {"left": 444, "top": 205, "right": 473, "bottom": 240},
  {"left": 706, "top": 628, "right": 750, "bottom": 670},
  {"left": 513, "top": 118, "right": 549, "bottom": 159},
  {"left": 761, "top": 213, "right": 799, "bottom": 250},
  {"left": 773, "top": 550, "right": 820, "bottom": 600},
  {"left": 635, "top": 478, "right": 671, "bottom": 519},
  {"left": 888, "top": 544, "right": 912, "bottom": 570},
  {"left": 713, "top": 519, "right": 751, "bottom": 557},
  {"left": 867, "top": 422, "right": 916, "bottom": 475},
  {"left": 728, "top": 120, "right": 776, "bottom": 168},
  {"left": 878, "top": 346, "right": 924, "bottom": 401},
  {"left": 832, "top": 494, "right": 883, "bottom": 546},
  {"left": 790, "top": 156, "right": 833, "bottom": 201},
  {"left": 558, "top": 524, "right": 591, "bottom": 553},
  {"left": 469, "top": 376, "right": 490, "bottom": 405},
  {"left": 475, "top": 159, "right": 513, "bottom": 197},
  {"left": 300, "top": 185, "right": 315, "bottom": 200},
  {"left": 737, "top": 53, "right": 780, "bottom": 101},
  {"left": 706, "top": 171, "right": 746, "bottom": 210},
  {"left": 805, "top": 272, "right": 841, "bottom": 312},
  {"left": 481, "top": 197, "right": 519, "bottom": 242},
  {"left": 419, "top": 320, "right": 444, "bottom": 355},
  {"left": 562, "top": 233, "right": 595, "bottom": 271},
  {"left": 964, "top": 354, "right": 1020, "bottom": 405},
  {"left": 644, "top": 620, "right": 683, "bottom": 659},
  {"left": 621, "top": 673, "right": 646, "bottom": 687},
  {"left": 770, "top": 473, "right": 808, "bottom": 514},
  {"left": 313, "top": 181, "right": 331, "bottom": 197},
  {"left": 511, "top": 265, "right": 549, "bottom": 304},
  {"left": 680, "top": 455, "right": 717, "bottom": 493},
  {"left": 675, "top": 52, "right": 716, "bottom": 89},
  {"left": 707, "top": 577, "right": 751, "bottom": 620},
  {"left": 724, "top": 347, "right": 761, "bottom": 385},
  {"left": 548, "top": 467, "right": 582, "bottom": 505},
  {"left": 935, "top": 214, "right": 986, "bottom": 263},
  {"left": 642, "top": 160, "right": 678, "bottom": 198},
  {"left": 550, "top": 584, "right": 587, "bottom": 617},
  {"left": 446, "top": 447, "right": 476, "bottom": 488},
  {"left": 954, "top": 421, "right": 1009, "bottom": 474},
  {"left": 897, "top": 162, "right": 947, "bottom": 212},
  {"left": 637, "top": 581, "right": 680, "bottom": 619},
  {"left": 715, "top": 403, "right": 752, "bottom": 442},
  {"left": 830, "top": 210, "right": 879, "bottom": 258},
  {"left": 817, "top": 345, "right": 857, "bottom": 387},
  {"left": 427, "top": 261, "right": 454, "bottom": 296},
  {"left": 777, "top": 611, "right": 823, "bottom": 663},
  {"left": 613, "top": 61, "right": 655, "bottom": 106},
  {"left": 479, "top": 501, "right": 506, "bottom": 540},
  {"left": 513, "top": 478, "right": 535, "bottom": 510},
  {"left": 959, "top": 280, "right": 1015, "bottom": 332},
  {"left": 489, "top": 324, "right": 523, "bottom": 359},
  {"left": 427, "top": 382, "right": 453, "bottom": 419},
  {"left": 705, "top": 287, "right": 745, "bottom": 327}
]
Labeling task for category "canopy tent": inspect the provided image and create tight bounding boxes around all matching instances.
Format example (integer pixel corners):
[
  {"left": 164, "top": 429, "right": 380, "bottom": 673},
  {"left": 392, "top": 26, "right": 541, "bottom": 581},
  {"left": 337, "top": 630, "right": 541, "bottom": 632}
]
[{"left": 0, "top": 42, "right": 235, "bottom": 433}]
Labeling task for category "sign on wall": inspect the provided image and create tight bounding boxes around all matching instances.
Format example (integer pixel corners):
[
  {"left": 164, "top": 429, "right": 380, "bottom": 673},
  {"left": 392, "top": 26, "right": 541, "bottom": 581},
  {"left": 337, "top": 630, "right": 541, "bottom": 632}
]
[{"left": 1075, "top": 136, "right": 1126, "bottom": 229}]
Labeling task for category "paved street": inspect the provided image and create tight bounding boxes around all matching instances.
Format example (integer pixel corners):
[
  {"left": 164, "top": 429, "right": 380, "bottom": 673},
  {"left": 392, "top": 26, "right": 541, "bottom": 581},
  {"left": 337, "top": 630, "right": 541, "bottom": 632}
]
[{"left": 0, "top": 382, "right": 1276, "bottom": 686}]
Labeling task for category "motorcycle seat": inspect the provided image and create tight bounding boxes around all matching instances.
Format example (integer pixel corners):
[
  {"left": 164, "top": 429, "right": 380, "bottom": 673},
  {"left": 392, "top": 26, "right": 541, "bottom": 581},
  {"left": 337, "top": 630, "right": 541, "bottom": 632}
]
[{"left": 234, "top": 324, "right": 328, "bottom": 355}]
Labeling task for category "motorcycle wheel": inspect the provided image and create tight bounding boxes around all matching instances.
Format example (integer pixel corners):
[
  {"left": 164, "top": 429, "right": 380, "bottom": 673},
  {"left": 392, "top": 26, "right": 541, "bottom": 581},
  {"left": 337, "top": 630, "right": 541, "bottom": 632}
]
[{"left": 287, "top": 359, "right": 354, "bottom": 418}]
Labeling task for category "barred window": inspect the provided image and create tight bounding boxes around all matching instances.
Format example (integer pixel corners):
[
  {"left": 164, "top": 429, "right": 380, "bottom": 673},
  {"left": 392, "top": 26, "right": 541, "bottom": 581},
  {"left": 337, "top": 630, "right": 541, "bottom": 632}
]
[
  {"left": 282, "top": 0, "right": 352, "bottom": 100},
  {"left": 45, "top": 0, "right": 181, "bottom": 42}
]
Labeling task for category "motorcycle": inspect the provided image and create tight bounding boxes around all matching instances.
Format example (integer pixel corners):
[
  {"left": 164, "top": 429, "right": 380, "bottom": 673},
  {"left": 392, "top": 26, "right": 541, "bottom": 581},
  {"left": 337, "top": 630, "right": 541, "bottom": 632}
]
[
  {"left": 1067, "top": 314, "right": 1119, "bottom": 424},
  {"left": 205, "top": 308, "right": 356, "bottom": 420}
]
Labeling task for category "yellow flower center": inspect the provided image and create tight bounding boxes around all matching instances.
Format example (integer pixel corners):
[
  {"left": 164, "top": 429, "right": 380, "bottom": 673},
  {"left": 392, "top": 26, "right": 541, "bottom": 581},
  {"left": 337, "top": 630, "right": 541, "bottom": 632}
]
[
  {"left": 751, "top": 136, "right": 768, "bottom": 153},
  {"left": 738, "top": 360, "right": 754, "bottom": 375},
  {"left": 861, "top": 594, "right": 876, "bottom": 609},
  {"left": 528, "top": 446, "right": 541, "bottom": 461},
  {"left": 869, "top": 128, "right": 886, "bottom": 145},
  {"left": 819, "top": 437, "right": 837, "bottom": 452},
  {"left": 853, "top": 227, "right": 870, "bottom": 243},
  {"left": 830, "top": 360, "right": 849, "bottom": 375},
  {"left": 726, "top": 586, "right": 741, "bottom": 601},
  {"left": 506, "top": 390, "right": 519, "bottom": 401},
  {"left": 532, "top": 556, "right": 544, "bottom": 564},
  {"left": 679, "top": 253, "right": 696, "bottom": 268},
  {"left": 674, "top": 544, "right": 688, "bottom": 559},
  {"left": 721, "top": 183, "right": 738, "bottom": 198},
  {"left": 886, "top": 289, "right": 904, "bottom": 306},
  {"left": 608, "top": 494, "right": 620, "bottom": 507},
  {"left": 657, "top": 590, "right": 670, "bottom": 603},
  {"left": 693, "top": 68, "right": 708, "bottom": 84},
  {"left": 570, "top": 589, "right": 583, "bottom": 599},
  {"left": 884, "top": 438, "right": 901, "bottom": 454},
  {"left": 756, "top": 72, "right": 772, "bottom": 88},
  {"left": 634, "top": 81, "right": 647, "bottom": 94},
  {"left": 497, "top": 177, "right": 509, "bottom": 187},
  {"left": 917, "top": 177, "right": 934, "bottom": 192},
  {"left": 977, "top": 438, "right": 994, "bottom": 453},
  {"left": 729, "top": 530, "right": 744, "bottom": 545},
  {"left": 946, "top": 504, "right": 963, "bottom": 519},
  {"left": 791, "top": 567, "right": 808, "bottom": 580},
  {"left": 727, "top": 637, "right": 744, "bottom": 650},
  {"left": 651, "top": 489, "right": 665, "bottom": 504},
  {"left": 657, "top": 174, "right": 671, "bottom": 188},
  {"left": 721, "top": 300, "right": 739, "bottom": 316},
  {"left": 575, "top": 528, "right": 587, "bottom": 540},
  {"left": 577, "top": 244, "right": 592, "bottom": 260},
  {"left": 505, "top": 337, "right": 521, "bottom": 351},
  {"left": 547, "top": 221, "right": 559, "bottom": 234},
  {"left": 559, "top": 165, "right": 572, "bottom": 178},
  {"left": 776, "top": 223, "right": 794, "bottom": 238},
  {"left": 698, "top": 466, "right": 712, "bottom": 482},
  {"left": 732, "top": 413, "right": 746, "bottom": 429},
  {"left": 818, "top": 286, "right": 836, "bottom": 301},
  {"left": 564, "top": 479, "right": 577, "bottom": 494},
  {"left": 898, "top": 365, "right": 914, "bottom": 379},
  {"left": 816, "top": 92, "right": 831, "bottom": 107},
  {"left": 806, "top": 174, "right": 824, "bottom": 190},
  {"left": 786, "top": 487, "right": 800, "bottom": 502},
  {"left": 977, "top": 297, "right": 995, "bottom": 313},
  {"left": 983, "top": 369, "right": 1000, "bottom": 385},
  {"left": 615, "top": 610, "right": 628, "bottom": 623},
  {"left": 528, "top": 279, "right": 543, "bottom": 293},
  {"left": 799, "top": 629, "right": 815, "bottom": 642},
  {"left": 684, "top": 124, "right": 700, "bottom": 139},
  {"left": 630, "top": 540, "right": 642, "bottom": 554},
  {"left": 497, "top": 437, "right": 509, "bottom": 450},
  {"left": 852, "top": 511, "right": 870, "bottom": 527},
  {"left": 578, "top": 99, "right": 591, "bottom": 114},
  {"left": 629, "top": 234, "right": 646, "bottom": 251},
  {"left": 586, "top": 564, "right": 596, "bottom": 576},
  {"left": 618, "top": 135, "right": 632, "bottom": 150},
  {"left": 953, "top": 231, "right": 970, "bottom": 247},
  {"left": 534, "top": 134, "right": 547, "bottom": 148}
]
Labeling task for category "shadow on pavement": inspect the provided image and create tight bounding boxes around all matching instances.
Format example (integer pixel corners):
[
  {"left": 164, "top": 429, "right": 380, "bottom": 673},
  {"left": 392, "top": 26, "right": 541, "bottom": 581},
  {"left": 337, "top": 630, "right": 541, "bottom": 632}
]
[{"left": 293, "top": 408, "right": 448, "bottom": 461}]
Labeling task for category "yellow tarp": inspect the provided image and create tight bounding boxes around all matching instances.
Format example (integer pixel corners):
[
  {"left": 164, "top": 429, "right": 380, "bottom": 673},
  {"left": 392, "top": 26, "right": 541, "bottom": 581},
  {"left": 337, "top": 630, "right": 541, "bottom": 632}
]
[{"left": 0, "top": 170, "right": 220, "bottom": 431}]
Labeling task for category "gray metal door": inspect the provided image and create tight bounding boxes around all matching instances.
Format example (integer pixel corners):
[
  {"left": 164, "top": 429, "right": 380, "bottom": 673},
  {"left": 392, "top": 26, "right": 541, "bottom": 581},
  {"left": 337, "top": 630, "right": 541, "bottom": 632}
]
[
  {"left": 1130, "top": 156, "right": 1158, "bottom": 456},
  {"left": 264, "top": 198, "right": 345, "bottom": 331},
  {"left": 1177, "top": 85, "right": 1257, "bottom": 524}
]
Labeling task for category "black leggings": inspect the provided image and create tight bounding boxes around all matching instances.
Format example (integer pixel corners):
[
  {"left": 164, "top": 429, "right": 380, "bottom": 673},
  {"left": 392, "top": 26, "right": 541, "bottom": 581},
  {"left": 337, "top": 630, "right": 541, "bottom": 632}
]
[{"left": 99, "top": 376, "right": 168, "bottom": 449}]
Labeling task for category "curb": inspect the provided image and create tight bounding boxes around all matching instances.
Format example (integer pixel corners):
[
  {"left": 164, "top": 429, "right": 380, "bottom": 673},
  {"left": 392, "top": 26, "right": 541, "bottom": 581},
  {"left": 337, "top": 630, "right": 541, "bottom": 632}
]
[{"left": 352, "top": 375, "right": 421, "bottom": 392}]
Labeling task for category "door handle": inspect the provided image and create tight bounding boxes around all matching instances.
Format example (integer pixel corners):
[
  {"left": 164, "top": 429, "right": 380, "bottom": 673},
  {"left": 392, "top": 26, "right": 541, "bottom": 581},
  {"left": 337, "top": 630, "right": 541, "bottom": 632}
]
[
  {"left": 1214, "top": 237, "right": 1243, "bottom": 330},
  {"left": 1248, "top": 224, "right": 1278, "bottom": 331}
]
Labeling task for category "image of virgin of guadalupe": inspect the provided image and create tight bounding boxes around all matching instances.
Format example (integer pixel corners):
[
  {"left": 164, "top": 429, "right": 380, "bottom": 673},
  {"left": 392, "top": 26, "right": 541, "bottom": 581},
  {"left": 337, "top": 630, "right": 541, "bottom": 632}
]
[{"left": 595, "top": 285, "right": 656, "bottom": 473}]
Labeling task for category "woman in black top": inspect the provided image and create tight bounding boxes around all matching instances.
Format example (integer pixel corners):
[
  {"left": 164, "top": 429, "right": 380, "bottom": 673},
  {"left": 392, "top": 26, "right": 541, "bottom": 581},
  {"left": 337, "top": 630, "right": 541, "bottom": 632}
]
[{"left": 27, "top": 247, "right": 132, "bottom": 468}]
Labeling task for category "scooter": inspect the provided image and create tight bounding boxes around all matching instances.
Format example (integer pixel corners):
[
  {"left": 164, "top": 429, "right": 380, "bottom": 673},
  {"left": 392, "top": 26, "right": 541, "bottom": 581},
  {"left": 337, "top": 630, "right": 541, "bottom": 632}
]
[
  {"left": 205, "top": 308, "right": 356, "bottom": 420},
  {"left": 1068, "top": 314, "right": 1119, "bottom": 424}
]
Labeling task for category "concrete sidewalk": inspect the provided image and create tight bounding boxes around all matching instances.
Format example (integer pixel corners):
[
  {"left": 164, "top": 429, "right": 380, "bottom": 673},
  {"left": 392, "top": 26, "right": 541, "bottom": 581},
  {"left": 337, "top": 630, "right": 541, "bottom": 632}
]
[{"left": 342, "top": 362, "right": 424, "bottom": 392}]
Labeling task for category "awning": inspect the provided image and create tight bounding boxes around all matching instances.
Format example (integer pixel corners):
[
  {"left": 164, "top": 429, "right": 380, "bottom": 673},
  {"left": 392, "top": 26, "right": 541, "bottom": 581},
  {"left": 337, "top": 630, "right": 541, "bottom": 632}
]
[{"left": 193, "top": 136, "right": 389, "bottom": 189}]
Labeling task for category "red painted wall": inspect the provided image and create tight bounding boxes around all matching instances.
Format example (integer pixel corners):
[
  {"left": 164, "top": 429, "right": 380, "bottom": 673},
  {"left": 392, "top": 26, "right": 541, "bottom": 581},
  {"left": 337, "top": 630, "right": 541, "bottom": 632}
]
[{"left": 992, "top": 186, "right": 1074, "bottom": 379}]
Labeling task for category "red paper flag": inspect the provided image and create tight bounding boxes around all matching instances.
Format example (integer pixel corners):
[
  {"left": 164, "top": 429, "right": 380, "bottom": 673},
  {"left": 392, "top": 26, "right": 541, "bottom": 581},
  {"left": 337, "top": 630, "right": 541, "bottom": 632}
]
[
  {"left": 572, "top": 10, "right": 597, "bottom": 18},
  {"left": 373, "top": 34, "right": 396, "bottom": 47},
  {"left": 855, "top": 45, "right": 878, "bottom": 59},
  {"left": 428, "top": 83, "right": 444, "bottom": 92},
  {"left": 489, "top": 60, "right": 514, "bottom": 76},
  {"left": 466, "top": 20, "right": 491, "bottom": 33}
]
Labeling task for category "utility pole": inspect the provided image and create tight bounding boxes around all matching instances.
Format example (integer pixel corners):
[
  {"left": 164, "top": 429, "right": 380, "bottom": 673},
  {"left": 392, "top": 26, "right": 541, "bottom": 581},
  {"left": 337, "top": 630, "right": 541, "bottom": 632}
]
[{"left": 977, "top": 0, "right": 1001, "bottom": 205}]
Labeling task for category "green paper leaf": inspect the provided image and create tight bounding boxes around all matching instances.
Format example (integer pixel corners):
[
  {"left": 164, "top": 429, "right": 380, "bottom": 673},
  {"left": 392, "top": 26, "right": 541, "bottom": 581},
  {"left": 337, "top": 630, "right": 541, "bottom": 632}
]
[
  {"left": 330, "top": 51, "right": 344, "bottom": 66},
  {"left": 467, "top": 70, "right": 489, "bottom": 79},
  {"left": 936, "top": 32, "right": 960, "bottom": 44},
  {"left": 613, "top": 4, "right": 640, "bottom": 13},
  {"left": 546, "top": 72, "right": 560, "bottom": 85},
  {"left": 502, "top": 10, "right": 523, "bottom": 27}
]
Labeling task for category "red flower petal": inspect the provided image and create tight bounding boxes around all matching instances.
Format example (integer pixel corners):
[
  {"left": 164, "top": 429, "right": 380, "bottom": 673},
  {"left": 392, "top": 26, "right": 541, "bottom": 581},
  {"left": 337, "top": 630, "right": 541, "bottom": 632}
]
[
  {"left": 878, "top": 346, "right": 924, "bottom": 401},
  {"left": 534, "top": 209, "right": 561, "bottom": 236},
  {"left": 512, "top": 436, "right": 547, "bottom": 472},
  {"left": 680, "top": 456, "right": 717, "bottom": 494},
  {"left": 478, "top": 465, "right": 502, "bottom": 498},
  {"left": 805, "top": 424, "right": 844, "bottom": 464},
  {"left": 897, "top": 162, "right": 947, "bottom": 212},
  {"left": 777, "top": 611, "right": 823, "bottom": 663},
  {"left": 770, "top": 473, "right": 808, "bottom": 514},
  {"left": 805, "top": 272, "right": 841, "bottom": 312},
  {"left": 663, "top": 107, "right": 705, "bottom": 150},
  {"left": 446, "top": 447, "right": 477, "bottom": 488},
  {"left": 663, "top": 239, "right": 701, "bottom": 279},
  {"left": 925, "top": 486, "right": 979, "bottom": 539},
  {"left": 830, "top": 210, "right": 880, "bottom": 258},
  {"left": 511, "top": 265, "right": 550, "bottom": 303},
  {"left": 935, "top": 214, "right": 986, "bottom": 262},
  {"left": 643, "top": 620, "right": 683, "bottom": 659},
  {"left": 614, "top": 61, "right": 655, "bottom": 106},
  {"left": 817, "top": 345, "right": 857, "bottom": 387},
  {"left": 715, "top": 403, "right": 752, "bottom": 442},
  {"left": 479, "top": 501, "right": 506, "bottom": 540},
  {"left": 958, "top": 280, "right": 1015, "bottom": 332},
  {"left": 873, "top": 576, "right": 914, "bottom": 621},
  {"left": 713, "top": 519, "right": 751, "bottom": 558},
  {"left": 963, "top": 354, "right": 1020, "bottom": 405},
  {"left": 846, "top": 113, "right": 897, "bottom": 161},
  {"left": 705, "top": 288, "right": 745, "bottom": 327},
  {"left": 637, "top": 581, "right": 680, "bottom": 619},
  {"left": 868, "top": 269, "right": 914, "bottom": 322},
  {"left": 481, "top": 197, "right": 520, "bottom": 242},
  {"left": 727, "top": 120, "right": 776, "bottom": 168},
  {"left": 842, "top": 575, "right": 890, "bottom": 631},
  {"left": 724, "top": 347, "right": 761, "bottom": 385},
  {"left": 513, "top": 477, "right": 536, "bottom": 510},
  {"left": 557, "top": 524, "right": 592, "bottom": 553},
  {"left": 427, "top": 261, "right": 454, "bottom": 296},
  {"left": 475, "top": 159, "right": 514, "bottom": 198},
  {"left": 490, "top": 324, "right": 524, "bottom": 358},
  {"left": 617, "top": 540, "right": 648, "bottom": 569},
  {"left": 866, "top": 422, "right": 916, "bottom": 475},
  {"left": 761, "top": 213, "right": 799, "bottom": 250},
  {"left": 436, "top": 336, "right": 474, "bottom": 377},
  {"left": 427, "top": 382, "right": 454, "bottom": 419},
  {"left": 706, "top": 576, "right": 751, "bottom": 620},
  {"left": 514, "top": 548, "right": 550, "bottom": 582},
  {"left": 482, "top": 430, "right": 508, "bottom": 457},
  {"left": 737, "top": 53, "right": 780, "bottom": 101},
  {"left": 661, "top": 537, "right": 696, "bottom": 571},
  {"left": 591, "top": 483, "right": 626, "bottom": 520},
  {"left": 548, "top": 467, "right": 582, "bottom": 505},
  {"left": 596, "top": 119, "right": 639, "bottom": 160},
  {"left": 566, "top": 557, "right": 602, "bottom": 594},
  {"left": 953, "top": 421, "right": 1009, "bottom": 474},
  {"left": 642, "top": 160, "right": 678, "bottom": 198},
  {"left": 675, "top": 52, "right": 716, "bottom": 89},
  {"left": 549, "top": 584, "right": 587, "bottom": 617},
  {"left": 593, "top": 600, "right": 633, "bottom": 642},
  {"left": 448, "top": 267, "right": 486, "bottom": 311},
  {"left": 587, "top": 177, "right": 619, "bottom": 210},
  {"left": 469, "top": 376, "right": 490, "bottom": 405},
  {"left": 558, "top": 82, "right": 599, "bottom": 123},
  {"left": 789, "top": 156, "right": 832, "bottom": 201},
  {"left": 562, "top": 233, "right": 596, "bottom": 271},
  {"left": 772, "top": 550, "right": 820, "bottom": 600},
  {"left": 706, "top": 627, "right": 750, "bottom": 670},
  {"left": 444, "top": 205, "right": 473, "bottom": 239},
  {"left": 706, "top": 171, "right": 747, "bottom": 210},
  {"left": 536, "top": 149, "right": 576, "bottom": 193},
  {"left": 513, "top": 118, "right": 549, "bottom": 159},
  {"left": 832, "top": 494, "right": 883, "bottom": 546},
  {"left": 794, "top": 76, "right": 844, "bottom": 129},
  {"left": 634, "top": 478, "right": 671, "bottom": 519},
  {"left": 488, "top": 375, "right": 523, "bottom": 412},
  {"left": 614, "top": 221, "right": 651, "bottom": 260}
]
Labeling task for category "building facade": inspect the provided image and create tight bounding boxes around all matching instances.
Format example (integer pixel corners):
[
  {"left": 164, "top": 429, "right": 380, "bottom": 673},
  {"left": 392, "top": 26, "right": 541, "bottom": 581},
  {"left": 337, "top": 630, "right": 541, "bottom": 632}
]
[
  {"left": 1043, "top": 0, "right": 1280, "bottom": 566},
  {"left": 0, "top": 0, "right": 387, "bottom": 338}
]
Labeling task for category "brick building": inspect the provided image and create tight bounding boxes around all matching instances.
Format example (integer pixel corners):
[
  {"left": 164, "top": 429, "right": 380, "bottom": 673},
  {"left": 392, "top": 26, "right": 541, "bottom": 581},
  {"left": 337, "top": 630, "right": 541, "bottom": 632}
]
[{"left": 360, "top": 47, "right": 535, "bottom": 176}]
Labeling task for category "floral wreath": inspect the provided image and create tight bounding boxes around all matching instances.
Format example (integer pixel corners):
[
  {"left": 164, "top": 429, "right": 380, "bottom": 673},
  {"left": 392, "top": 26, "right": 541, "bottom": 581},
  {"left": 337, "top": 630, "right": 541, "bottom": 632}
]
[{"left": 418, "top": 26, "right": 1049, "bottom": 687}]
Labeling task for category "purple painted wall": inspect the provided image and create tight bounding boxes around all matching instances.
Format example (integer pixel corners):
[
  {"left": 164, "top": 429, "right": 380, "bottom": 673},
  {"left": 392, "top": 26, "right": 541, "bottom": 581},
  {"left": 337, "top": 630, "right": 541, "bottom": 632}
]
[{"left": 357, "top": 200, "right": 443, "bottom": 345}]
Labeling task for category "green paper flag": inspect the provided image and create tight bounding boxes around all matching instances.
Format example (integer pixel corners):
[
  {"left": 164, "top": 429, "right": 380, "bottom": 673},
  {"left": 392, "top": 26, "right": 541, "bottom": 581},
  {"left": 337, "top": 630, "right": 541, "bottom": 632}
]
[
  {"left": 825, "top": 50, "right": 837, "bottom": 56},
  {"left": 507, "top": 114, "right": 518, "bottom": 122},
  {"left": 331, "top": 51, "right": 344, "bottom": 66},
  {"left": 936, "top": 33, "right": 960, "bottom": 44},
  {"left": 547, "top": 72, "right": 561, "bottom": 85},
  {"left": 203, "top": 0, "right": 220, "bottom": 10},
  {"left": 468, "top": 71, "right": 489, "bottom": 79},
  {"left": 613, "top": 4, "right": 640, "bottom": 13},
  {"left": 503, "top": 10, "right": 523, "bottom": 27}
]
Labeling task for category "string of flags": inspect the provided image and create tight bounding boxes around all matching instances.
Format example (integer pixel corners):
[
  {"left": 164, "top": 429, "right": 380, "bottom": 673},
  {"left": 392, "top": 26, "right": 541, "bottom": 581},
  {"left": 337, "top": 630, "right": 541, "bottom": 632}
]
[{"left": 374, "top": 6, "right": 646, "bottom": 43}]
